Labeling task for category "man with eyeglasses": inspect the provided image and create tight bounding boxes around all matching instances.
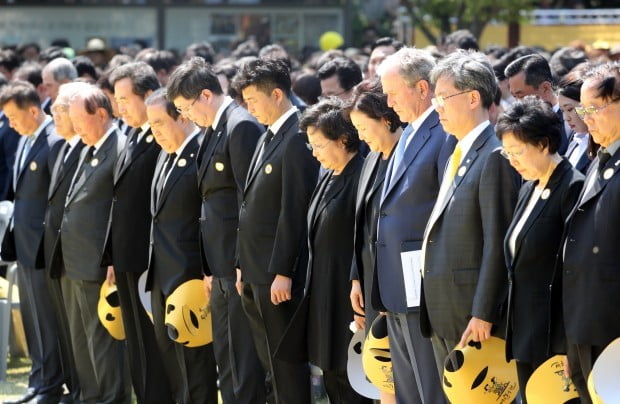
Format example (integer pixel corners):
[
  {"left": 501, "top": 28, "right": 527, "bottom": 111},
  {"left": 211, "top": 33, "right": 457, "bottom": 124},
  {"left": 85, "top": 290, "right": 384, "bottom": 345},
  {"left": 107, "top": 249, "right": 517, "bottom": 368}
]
[
  {"left": 421, "top": 51, "right": 520, "bottom": 379},
  {"left": 167, "top": 56, "right": 264, "bottom": 404},
  {"left": 561, "top": 62, "right": 620, "bottom": 402},
  {"left": 505, "top": 54, "right": 571, "bottom": 154},
  {"left": 375, "top": 47, "right": 453, "bottom": 404}
]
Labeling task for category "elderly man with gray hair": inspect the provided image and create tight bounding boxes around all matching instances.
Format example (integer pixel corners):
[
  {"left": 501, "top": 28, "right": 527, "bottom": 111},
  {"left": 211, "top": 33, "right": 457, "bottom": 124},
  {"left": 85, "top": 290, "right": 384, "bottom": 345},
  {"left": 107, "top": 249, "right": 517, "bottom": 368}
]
[
  {"left": 420, "top": 50, "right": 520, "bottom": 377},
  {"left": 374, "top": 47, "right": 454, "bottom": 404},
  {"left": 42, "top": 57, "right": 77, "bottom": 103}
]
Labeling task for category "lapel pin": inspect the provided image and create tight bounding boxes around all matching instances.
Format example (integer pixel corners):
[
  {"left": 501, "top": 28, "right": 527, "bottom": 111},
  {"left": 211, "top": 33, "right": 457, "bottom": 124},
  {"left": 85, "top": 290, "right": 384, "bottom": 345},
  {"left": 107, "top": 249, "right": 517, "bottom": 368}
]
[
  {"left": 457, "top": 166, "right": 466, "bottom": 177},
  {"left": 603, "top": 168, "right": 614, "bottom": 180},
  {"left": 29, "top": 161, "right": 37, "bottom": 171},
  {"left": 215, "top": 162, "right": 225, "bottom": 172},
  {"left": 178, "top": 158, "right": 187, "bottom": 167},
  {"left": 541, "top": 188, "right": 551, "bottom": 200},
  {"left": 146, "top": 134, "right": 153, "bottom": 143},
  {"left": 90, "top": 158, "right": 99, "bottom": 167},
  {"left": 190, "top": 153, "right": 194, "bottom": 158},
  {"left": 466, "top": 159, "right": 471, "bottom": 163},
  {"left": 615, "top": 160, "right": 620, "bottom": 167},
  {"left": 265, "top": 163, "right": 273, "bottom": 174}
]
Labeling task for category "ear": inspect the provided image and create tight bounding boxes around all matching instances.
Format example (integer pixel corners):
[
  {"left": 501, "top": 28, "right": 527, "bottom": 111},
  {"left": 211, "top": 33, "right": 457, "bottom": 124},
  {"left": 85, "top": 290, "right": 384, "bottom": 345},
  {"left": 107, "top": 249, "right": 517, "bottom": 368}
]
[
  {"left": 143, "top": 89, "right": 154, "bottom": 100},
  {"left": 200, "top": 88, "right": 213, "bottom": 100},
  {"left": 540, "top": 81, "right": 553, "bottom": 95},
  {"left": 27, "top": 105, "right": 40, "bottom": 119},
  {"left": 272, "top": 88, "right": 285, "bottom": 103},
  {"left": 469, "top": 90, "right": 482, "bottom": 109},
  {"left": 96, "top": 107, "right": 108, "bottom": 121},
  {"left": 417, "top": 80, "right": 430, "bottom": 99}
]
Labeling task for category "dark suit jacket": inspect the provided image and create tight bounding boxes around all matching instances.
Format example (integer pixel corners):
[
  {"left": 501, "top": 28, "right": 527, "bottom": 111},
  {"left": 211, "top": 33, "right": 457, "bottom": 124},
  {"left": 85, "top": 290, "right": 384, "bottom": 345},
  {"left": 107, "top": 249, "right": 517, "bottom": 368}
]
[
  {"left": 421, "top": 124, "right": 520, "bottom": 342},
  {"left": 58, "top": 128, "right": 125, "bottom": 281},
  {"left": 45, "top": 139, "right": 85, "bottom": 277},
  {"left": 147, "top": 136, "right": 202, "bottom": 296},
  {"left": 503, "top": 159, "right": 583, "bottom": 365},
  {"left": 101, "top": 127, "right": 161, "bottom": 273},
  {"left": 198, "top": 102, "right": 262, "bottom": 279},
  {"left": 279, "top": 154, "right": 363, "bottom": 367},
  {"left": 12, "top": 119, "right": 62, "bottom": 269},
  {"left": 0, "top": 113, "right": 20, "bottom": 201},
  {"left": 237, "top": 112, "right": 319, "bottom": 285},
  {"left": 562, "top": 149, "right": 620, "bottom": 347},
  {"left": 375, "top": 110, "right": 453, "bottom": 313}
]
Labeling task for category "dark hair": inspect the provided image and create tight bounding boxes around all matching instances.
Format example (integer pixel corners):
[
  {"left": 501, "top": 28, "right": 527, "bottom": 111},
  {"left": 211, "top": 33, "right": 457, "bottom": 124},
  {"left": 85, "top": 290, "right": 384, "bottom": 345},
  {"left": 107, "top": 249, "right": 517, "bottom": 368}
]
[
  {"left": 549, "top": 47, "right": 588, "bottom": 82},
  {"left": 13, "top": 62, "right": 43, "bottom": 88},
  {"left": 557, "top": 69, "right": 585, "bottom": 102},
  {"left": 73, "top": 56, "right": 98, "bottom": 81},
  {"left": 0, "top": 49, "right": 21, "bottom": 74},
  {"left": 50, "top": 38, "right": 70, "bottom": 48},
  {"left": 292, "top": 73, "right": 322, "bottom": 106},
  {"left": 443, "top": 29, "right": 479, "bottom": 52},
  {"left": 371, "top": 37, "right": 404, "bottom": 52},
  {"left": 145, "top": 88, "right": 180, "bottom": 120},
  {"left": 346, "top": 79, "right": 401, "bottom": 132},
  {"left": 493, "top": 84, "right": 502, "bottom": 106},
  {"left": 496, "top": 95, "right": 562, "bottom": 153},
  {"left": 107, "top": 54, "right": 133, "bottom": 71},
  {"left": 39, "top": 46, "right": 66, "bottom": 64},
  {"left": 259, "top": 44, "right": 292, "bottom": 70},
  {"left": 139, "top": 50, "right": 178, "bottom": 74},
  {"left": 17, "top": 42, "right": 40, "bottom": 57},
  {"left": 232, "top": 39, "right": 259, "bottom": 59},
  {"left": 0, "top": 80, "right": 41, "bottom": 109},
  {"left": 232, "top": 58, "right": 291, "bottom": 98},
  {"left": 505, "top": 54, "right": 553, "bottom": 88},
  {"left": 109, "top": 61, "right": 160, "bottom": 97},
  {"left": 300, "top": 97, "right": 359, "bottom": 152},
  {"left": 166, "top": 56, "right": 222, "bottom": 101},
  {"left": 184, "top": 42, "right": 215, "bottom": 64},
  {"left": 317, "top": 57, "right": 363, "bottom": 92},
  {"left": 80, "top": 86, "right": 114, "bottom": 117},
  {"left": 96, "top": 72, "right": 114, "bottom": 93},
  {"left": 583, "top": 61, "right": 620, "bottom": 102}
]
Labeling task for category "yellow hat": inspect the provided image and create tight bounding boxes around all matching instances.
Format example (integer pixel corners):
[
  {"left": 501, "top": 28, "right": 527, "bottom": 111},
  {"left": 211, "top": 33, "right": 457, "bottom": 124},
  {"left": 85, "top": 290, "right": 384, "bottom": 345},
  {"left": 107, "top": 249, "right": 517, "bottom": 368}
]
[
  {"left": 319, "top": 31, "right": 344, "bottom": 51},
  {"left": 362, "top": 315, "right": 394, "bottom": 394},
  {"left": 443, "top": 337, "right": 519, "bottom": 404},
  {"left": 164, "top": 279, "right": 212, "bottom": 347},
  {"left": 525, "top": 355, "right": 579, "bottom": 403},
  {"left": 97, "top": 282, "right": 125, "bottom": 340},
  {"left": 590, "top": 337, "right": 620, "bottom": 403}
]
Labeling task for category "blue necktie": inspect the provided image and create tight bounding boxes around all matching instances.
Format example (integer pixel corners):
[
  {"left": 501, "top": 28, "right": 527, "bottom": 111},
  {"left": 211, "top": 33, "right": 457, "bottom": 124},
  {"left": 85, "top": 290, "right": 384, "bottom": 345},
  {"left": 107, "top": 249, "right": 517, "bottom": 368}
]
[{"left": 385, "top": 125, "right": 412, "bottom": 190}]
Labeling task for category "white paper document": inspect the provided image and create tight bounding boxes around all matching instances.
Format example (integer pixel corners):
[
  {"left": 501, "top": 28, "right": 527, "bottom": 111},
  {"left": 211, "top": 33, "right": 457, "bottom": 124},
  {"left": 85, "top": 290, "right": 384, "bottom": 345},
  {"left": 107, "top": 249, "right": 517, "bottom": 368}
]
[{"left": 400, "top": 249, "right": 422, "bottom": 308}]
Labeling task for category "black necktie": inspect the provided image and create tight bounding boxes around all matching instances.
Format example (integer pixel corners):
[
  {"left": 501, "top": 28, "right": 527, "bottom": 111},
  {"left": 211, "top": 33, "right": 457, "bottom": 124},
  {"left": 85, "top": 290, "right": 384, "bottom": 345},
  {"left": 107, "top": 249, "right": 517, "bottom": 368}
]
[
  {"left": 67, "top": 146, "right": 95, "bottom": 197},
  {"left": 155, "top": 152, "right": 177, "bottom": 204},
  {"left": 252, "top": 130, "right": 274, "bottom": 176},
  {"left": 598, "top": 149, "right": 612, "bottom": 173}
]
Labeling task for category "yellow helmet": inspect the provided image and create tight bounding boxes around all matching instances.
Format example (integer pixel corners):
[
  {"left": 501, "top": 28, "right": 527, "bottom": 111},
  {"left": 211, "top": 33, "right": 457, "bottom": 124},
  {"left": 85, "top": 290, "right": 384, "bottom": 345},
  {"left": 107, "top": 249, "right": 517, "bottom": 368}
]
[
  {"left": 164, "top": 279, "right": 212, "bottom": 347},
  {"left": 525, "top": 355, "right": 579, "bottom": 403},
  {"left": 97, "top": 282, "right": 125, "bottom": 340},
  {"left": 362, "top": 315, "right": 394, "bottom": 394},
  {"left": 443, "top": 337, "right": 519, "bottom": 404},
  {"left": 590, "top": 337, "right": 620, "bottom": 403}
]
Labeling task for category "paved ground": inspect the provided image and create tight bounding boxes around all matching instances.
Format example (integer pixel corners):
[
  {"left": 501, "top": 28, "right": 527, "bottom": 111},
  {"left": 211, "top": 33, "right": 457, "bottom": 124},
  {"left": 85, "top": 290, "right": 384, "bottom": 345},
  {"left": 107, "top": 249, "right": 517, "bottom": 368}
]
[{"left": 0, "top": 356, "right": 29, "bottom": 400}]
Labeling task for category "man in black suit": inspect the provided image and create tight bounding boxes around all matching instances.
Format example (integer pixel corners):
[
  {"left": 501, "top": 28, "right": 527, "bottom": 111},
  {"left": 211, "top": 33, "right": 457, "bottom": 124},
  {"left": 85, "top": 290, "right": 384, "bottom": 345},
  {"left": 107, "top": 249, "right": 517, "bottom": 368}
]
[
  {"left": 421, "top": 51, "right": 520, "bottom": 377},
  {"left": 103, "top": 62, "right": 172, "bottom": 404},
  {"left": 232, "top": 58, "right": 319, "bottom": 404},
  {"left": 45, "top": 82, "right": 88, "bottom": 404},
  {"left": 144, "top": 89, "right": 218, "bottom": 404},
  {"left": 561, "top": 62, "right": 620, "bottom": 401},
  {"left": 168, "top": 57, "right": 265, "bottom": 404},
  {"left": 0, "top": 75, "right": 20, "bottom": 201},
  {"left": 505, "top": 54, "right": 571, "bottom": 154},
  {"left": 57, "top": 85, "right": 130, "bottom": 403},
  {"left": 0, "top": 81, "right": 64, "bottom": 404}
]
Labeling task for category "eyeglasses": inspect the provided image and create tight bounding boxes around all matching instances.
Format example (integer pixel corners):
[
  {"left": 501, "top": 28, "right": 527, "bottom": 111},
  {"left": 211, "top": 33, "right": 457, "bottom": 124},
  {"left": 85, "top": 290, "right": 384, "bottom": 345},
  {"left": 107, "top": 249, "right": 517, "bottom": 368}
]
[
  {"left": 51, "top": 104, "right": 69, "bottom": 114},
  {"left": 306, "top": 140, "right": 331, "bottom": 151},
  {"left": 500, "top": 148, "right": 525, "bottom": 160},
  {"left": 431, "top": 90, "right": 471, "bottom": 109},
  {"left": 175, "top": 96, "right": 200, "bottom": 114},
  {"left": 575, "top": 98, "right": 619, "bottom": 119}
]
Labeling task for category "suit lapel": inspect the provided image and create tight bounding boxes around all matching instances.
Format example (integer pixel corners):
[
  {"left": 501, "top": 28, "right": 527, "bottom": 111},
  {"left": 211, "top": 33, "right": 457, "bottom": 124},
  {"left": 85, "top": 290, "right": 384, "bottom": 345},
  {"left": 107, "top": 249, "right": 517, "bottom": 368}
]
[
  {"left": 13, "top": 136, "right": 26, "bottom": 190},
  {"left": 16, "top": 122, "right": 51, "bottom": 187},
  {"left": 355, "top": 152, "right": 380, "bottom": 212},
  {"left": 156, "top": 137, "right": 197, "bottom": 212},
  {"left": 198, "top": 106, "right": 231, "bottom": 182},
  {"left": 151, "top": 152, "right": 167, "bottom": 216},
  {"left": 579, "top": 153, "right": 620, "bottom": 207},
  {"left": 49, "top": 142, "right": 83, "bottom": 199},
  {"left": 504, "top": 182, "right": 534, "bottom": 269}
]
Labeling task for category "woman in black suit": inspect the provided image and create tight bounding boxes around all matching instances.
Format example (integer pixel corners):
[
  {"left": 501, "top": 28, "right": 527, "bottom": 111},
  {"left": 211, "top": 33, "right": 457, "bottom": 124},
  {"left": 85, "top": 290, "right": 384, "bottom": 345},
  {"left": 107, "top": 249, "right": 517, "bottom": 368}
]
[
  {"left": 496, "top": 96, "right": 584, "bottom": 401},
  {"left": 280, "top": 97, "right": 368, "bottom": 403}
]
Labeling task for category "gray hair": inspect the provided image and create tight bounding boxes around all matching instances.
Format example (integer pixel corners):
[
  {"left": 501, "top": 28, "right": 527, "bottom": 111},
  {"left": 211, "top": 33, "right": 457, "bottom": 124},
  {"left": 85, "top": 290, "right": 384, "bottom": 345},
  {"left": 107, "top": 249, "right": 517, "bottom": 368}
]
[
  {"left": 56, "top": 81, "right": 91, "bottom": 106},
  {"left": 43, "top": 57, "right": 77, "bottom": 83},
  {"left": 377, "top": 47, "right": 436, "bottom": 87},
  {"left": 430, "top": 50, "right": 497, "bottom": 109}
]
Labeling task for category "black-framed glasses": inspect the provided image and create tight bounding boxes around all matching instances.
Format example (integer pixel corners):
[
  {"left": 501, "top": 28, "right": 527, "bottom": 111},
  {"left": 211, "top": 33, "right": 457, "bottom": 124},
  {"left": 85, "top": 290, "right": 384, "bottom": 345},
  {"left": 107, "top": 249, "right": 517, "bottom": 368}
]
[
  {"left": 431, "top": 90, "right": 472, "bottom": 109},
  {"left": 575, "top": 98, "right": 619, "bottom": 119},
  {"left": 175, "top": 96, "right": 200, "bottom": 114}
]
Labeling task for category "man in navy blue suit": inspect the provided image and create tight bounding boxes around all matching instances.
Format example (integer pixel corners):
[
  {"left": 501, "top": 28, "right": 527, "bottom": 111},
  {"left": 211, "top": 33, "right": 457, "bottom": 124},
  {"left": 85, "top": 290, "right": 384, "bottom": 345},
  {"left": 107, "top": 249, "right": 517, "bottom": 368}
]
[{"left": 375, "top": 48, "right": 454, "bottom": 404}]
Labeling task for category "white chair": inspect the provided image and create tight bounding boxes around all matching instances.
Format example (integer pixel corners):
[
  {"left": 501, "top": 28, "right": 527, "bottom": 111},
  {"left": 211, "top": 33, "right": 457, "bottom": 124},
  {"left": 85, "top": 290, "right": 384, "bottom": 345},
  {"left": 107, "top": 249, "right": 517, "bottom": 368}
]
[{"left": 0, "top": 200, "right": 16, "bottom": 380}]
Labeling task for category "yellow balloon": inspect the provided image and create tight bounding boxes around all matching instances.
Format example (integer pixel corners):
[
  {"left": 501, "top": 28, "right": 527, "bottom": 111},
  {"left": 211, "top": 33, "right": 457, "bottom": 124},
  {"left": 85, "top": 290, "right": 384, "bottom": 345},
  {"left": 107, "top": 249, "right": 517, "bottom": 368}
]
[{"left": 319, "top": 31, "right": 344, "bottom": 51}]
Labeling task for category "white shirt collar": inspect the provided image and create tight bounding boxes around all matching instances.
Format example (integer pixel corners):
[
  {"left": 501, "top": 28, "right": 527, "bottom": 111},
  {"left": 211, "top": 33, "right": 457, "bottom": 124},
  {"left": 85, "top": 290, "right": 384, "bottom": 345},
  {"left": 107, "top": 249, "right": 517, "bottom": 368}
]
[
  {"left": 455, "top": 120, "right": 491, "bottom": 164},
  {"left": 409, "top": 105, "right": 435, "bottom": 135},
  {"left": 93, "top": 124, "right": 116, "bottom": 153},
  {"left": 268, "top": 106, "right": 298, "bottom": 135},
  {"left": 67, "top": 134, "right": 81, "bottom": 147},
  {"left": 211, "top": 96, "right": 234, "bottom": 131},
  {"left": 30, "top": 115, "right": 53, "bottom": 140}
]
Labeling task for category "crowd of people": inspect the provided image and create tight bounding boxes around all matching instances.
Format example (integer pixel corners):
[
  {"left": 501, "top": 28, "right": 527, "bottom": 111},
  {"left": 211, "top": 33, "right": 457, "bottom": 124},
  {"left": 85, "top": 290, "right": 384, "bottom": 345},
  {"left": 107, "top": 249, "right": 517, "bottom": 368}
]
[{"left": 0, "top": 30, "right": 619, "bottom": 404}]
